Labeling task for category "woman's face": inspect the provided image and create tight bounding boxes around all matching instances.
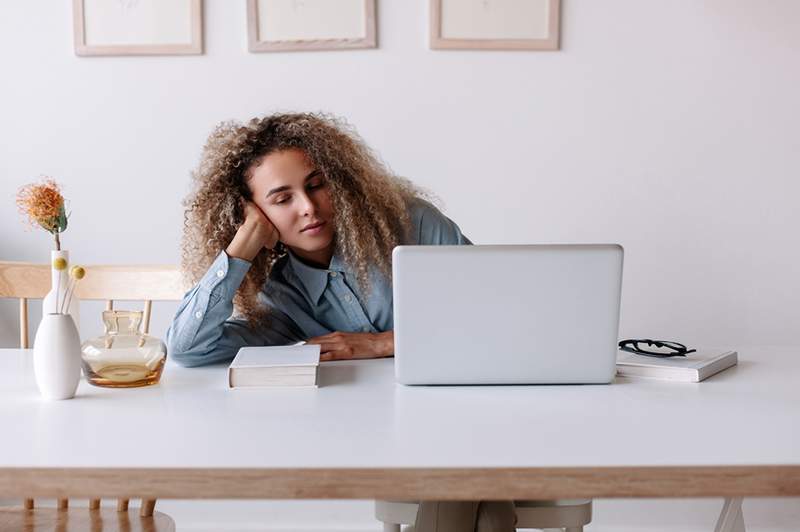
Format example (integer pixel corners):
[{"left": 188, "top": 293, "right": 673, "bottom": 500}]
[{"left": 247, "top": 148, "right": 336, "bottom": 267}]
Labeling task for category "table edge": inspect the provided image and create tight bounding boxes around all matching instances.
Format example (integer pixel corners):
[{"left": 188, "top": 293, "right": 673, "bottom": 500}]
[{"left": 3, "top": 465, "right": 799, "bottom": 499}]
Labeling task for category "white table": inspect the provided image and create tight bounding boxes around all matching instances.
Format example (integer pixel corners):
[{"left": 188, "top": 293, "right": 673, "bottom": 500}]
[{"left": 1, "top": 347, "right": 798, "bottom": 503}]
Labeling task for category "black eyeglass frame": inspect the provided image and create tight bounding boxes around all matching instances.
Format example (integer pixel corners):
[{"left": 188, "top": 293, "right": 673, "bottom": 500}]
[{"left": 618, "top": 339, "right": 697, "bottom": 358}]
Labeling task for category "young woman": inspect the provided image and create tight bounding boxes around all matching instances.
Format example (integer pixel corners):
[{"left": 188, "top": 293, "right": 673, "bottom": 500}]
[
  {"left": 166, "top": 112, "right": 515, "bottom": 532},
  {"left": 166, "top": 112, "right": 470, "bottom": 365}
]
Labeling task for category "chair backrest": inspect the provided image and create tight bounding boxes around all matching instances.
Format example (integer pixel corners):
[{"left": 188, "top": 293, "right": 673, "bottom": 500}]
[{"left": 0, "top": 261, "right": 185, "bottom": 348}]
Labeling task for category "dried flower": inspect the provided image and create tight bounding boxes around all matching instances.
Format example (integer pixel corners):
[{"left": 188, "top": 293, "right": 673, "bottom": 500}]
[
  {"left": 62, "top": 265, "right": 87, "bottom": 314},
  {"left": 16, "top": 178, "right": 69, "bottom": 250},
  {"left": 52, "top": 257, "right": 68, "bottom": 271}
]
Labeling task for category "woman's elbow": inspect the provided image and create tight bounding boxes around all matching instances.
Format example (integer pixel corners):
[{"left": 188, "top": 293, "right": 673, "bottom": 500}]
[
  {"left": 165, "top": 327, "right": 206, "bottom": 367},
  {"left": 168, "top": 348, "right": 207, "bottom": 368}
]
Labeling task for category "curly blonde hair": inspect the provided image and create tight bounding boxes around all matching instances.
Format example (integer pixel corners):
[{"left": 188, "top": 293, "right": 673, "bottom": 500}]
[{"left": 181, "top": 112, "right": 427, "bottom": 325}]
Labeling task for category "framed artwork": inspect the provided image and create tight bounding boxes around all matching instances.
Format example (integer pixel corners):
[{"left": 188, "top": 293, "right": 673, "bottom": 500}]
[
  {"left": 73, "top": 0, "right": 203, "bottom": 56},
  {"left": 430, "top": 0, "right": 560, "bottom": 51},
  {"left": 247, "top": 0, "right": 376, "bottom": 52}
]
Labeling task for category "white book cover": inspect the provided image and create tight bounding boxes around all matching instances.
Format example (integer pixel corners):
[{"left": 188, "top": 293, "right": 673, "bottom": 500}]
[
  {"left": 228, "top": 343, "right": 321, "bottom": 388},
  {"left": 616, "top": 349, "right": 738, "bottom": 382}
]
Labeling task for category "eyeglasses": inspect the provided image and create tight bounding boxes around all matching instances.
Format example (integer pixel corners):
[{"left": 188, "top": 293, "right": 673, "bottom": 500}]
[{"left": 618, "top": 339, "right": 696, "bottom": 358}]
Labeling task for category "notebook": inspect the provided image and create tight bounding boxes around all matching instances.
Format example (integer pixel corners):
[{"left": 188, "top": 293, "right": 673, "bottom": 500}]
[
  {"left": 227, "top": 343, "right": 321, "bottom": 388},
  {"left": 616, "top": 349, "right": 738, "bottom": 382}
]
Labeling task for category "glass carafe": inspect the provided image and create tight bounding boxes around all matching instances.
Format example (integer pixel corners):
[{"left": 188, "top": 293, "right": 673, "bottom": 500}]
[{"left": 81, "top": 310, "right": 166, "bottom": 388}]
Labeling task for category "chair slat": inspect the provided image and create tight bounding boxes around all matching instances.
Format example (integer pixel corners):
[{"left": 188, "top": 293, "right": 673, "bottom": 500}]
[
  {"left": 77, "top": 266, "right": 185, "bottom": 301},
  {"left": 0, "top": 262, "right": 49, "bottom": 298},
  {"left": 143, "top": 300, "right": 153, "bottom": 334},
  {"left": 19, "top": 298, "right": 28, "bottom": 349}
]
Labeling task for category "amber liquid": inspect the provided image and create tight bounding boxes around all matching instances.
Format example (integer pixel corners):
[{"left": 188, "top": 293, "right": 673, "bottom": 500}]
[{"left": 82, "top": 357, "right": 165, "bottom": 388}]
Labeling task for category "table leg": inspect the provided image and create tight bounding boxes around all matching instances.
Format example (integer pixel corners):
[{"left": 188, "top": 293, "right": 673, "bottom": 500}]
[{"left": 714, "top": 498, "right": 745, "bottom": 532}]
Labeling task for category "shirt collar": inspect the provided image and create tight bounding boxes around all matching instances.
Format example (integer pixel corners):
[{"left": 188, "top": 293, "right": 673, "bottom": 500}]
[{"left": 286, "top": 249, "right": 346, "bottom": 306}]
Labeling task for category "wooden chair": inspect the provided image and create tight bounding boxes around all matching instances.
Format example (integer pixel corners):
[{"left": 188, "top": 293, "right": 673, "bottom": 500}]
[
  {"left": 0, "top": 260, "right": 185, "bottom": 527},
  {"left": 0, "top": 498, "right": 175, "bottom": 531},
  {"left": 0, "top": 261, "right": 185, "bottom": 346},
  {"left": 375, "top": 499, "right": 593, "bottom": 532}
]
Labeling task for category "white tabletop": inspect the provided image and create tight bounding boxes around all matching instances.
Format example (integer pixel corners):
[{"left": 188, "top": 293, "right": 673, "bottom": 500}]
[{"left": 2, "top": 347, "right": 798, "bottom": 470}]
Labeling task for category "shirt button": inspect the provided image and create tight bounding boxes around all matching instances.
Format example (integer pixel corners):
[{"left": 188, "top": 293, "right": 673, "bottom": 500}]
[
  {"left": 216, "top": 270, "right": 224, "bottom": 278},
  {"left": 344, "top": 294, "right": 352, "bottom": 302},
  {"left": 329, "top": 271, "right": 338, "bottom": 278},
  {"left": 195, "top": 311, "right": 203, "bottom": 319}
]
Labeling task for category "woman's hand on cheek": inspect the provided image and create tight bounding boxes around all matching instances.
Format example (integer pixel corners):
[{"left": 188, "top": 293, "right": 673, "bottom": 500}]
[
  {"left": 226, "top": 201, "right": 280, "bottom": 261},
  {"left": 306, "top": 331, "right": 394, "bottom": 361}
]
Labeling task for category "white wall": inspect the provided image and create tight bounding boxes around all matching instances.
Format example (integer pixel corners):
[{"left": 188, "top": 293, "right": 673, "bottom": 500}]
[{"left": 1, "top": 1, "right": 798, "bottom": 530}]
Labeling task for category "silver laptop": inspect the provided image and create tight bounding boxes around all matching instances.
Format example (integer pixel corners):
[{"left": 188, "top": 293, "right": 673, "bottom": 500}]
[{"left": 392, "top": 244, "right": 624, "bottom": 385}]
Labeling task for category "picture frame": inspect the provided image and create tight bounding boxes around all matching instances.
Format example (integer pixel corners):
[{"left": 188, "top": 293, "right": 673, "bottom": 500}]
[
  {"left": 73, "top": 0, "right": 203, "bottom": 57},
  {"left": 430, "top": 0, "right": 560, "bottom": 51},
  {"left": 247, "top": 0, "right": 376, "bottom": 53}
]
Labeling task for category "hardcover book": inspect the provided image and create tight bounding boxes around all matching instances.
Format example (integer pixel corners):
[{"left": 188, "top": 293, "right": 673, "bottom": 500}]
[{"left": 228, "top": 343, "right": 321, "bottom": 388}]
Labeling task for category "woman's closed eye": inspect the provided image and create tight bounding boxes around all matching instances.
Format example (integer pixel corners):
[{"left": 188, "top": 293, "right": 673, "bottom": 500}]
[
  {"left": 274, "top": 181, "right": 326, "bottom": 205},
  {"left": 307, "top": 177, "right": 326, "bottom": 191}
]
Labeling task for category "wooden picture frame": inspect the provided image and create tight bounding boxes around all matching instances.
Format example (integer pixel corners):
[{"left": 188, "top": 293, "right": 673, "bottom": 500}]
[
  {"left": 73, "top": 0, "right": 203, "bottom": 56},
  {"left": 247, "top": 0, "right": 376, "bottom": 52},
  {"left": 430, "top": 0, "right": 560, "bottom": 51}
]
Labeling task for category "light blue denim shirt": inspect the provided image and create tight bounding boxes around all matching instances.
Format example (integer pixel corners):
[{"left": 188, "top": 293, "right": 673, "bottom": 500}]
[{"left": 166, "top": 199, "right": 471, "bottom": 367}]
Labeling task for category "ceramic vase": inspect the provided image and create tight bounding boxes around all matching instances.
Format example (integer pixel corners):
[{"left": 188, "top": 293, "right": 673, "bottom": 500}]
[
  {"left": 41, "top": 249, "right": 80, "bottom": 327},
  {"left": 33, "top": 313, "right": 82, "bottom": 400}
]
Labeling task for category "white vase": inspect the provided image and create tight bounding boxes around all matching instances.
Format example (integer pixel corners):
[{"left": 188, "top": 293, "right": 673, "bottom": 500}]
[
  {"left": 33, "top": 313, "right": 82, "bottom": 400},
  {"left": 42, "top": 250, "right": 80, "bottom": 327}
]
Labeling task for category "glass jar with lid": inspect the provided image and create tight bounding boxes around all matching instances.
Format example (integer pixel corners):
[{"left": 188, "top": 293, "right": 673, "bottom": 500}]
[{"left": 80, "top": 310, "right": 166, "bottom": 387}]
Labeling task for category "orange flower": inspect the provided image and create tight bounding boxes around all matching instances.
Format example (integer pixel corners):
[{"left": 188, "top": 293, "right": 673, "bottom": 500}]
[{"left": 16, "top": 178, "right": 69, "bottom": 250}]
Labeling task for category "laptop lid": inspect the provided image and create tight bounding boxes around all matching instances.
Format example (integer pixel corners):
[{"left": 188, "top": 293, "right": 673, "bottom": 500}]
[{"left": 392, "top": 244, "right": 624, "bottom": 385}]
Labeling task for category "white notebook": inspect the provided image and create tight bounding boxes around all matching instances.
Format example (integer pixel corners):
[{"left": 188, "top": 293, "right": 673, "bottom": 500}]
[
  {"left": 228, "top": 343, "right": 321, "bottom": 388},
  {"left": 616, "top": 349, "right": 738, "bottom": 382}
]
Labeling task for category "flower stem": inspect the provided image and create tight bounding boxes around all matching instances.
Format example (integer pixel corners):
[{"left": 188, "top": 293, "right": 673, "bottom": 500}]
[
  {"left": 54, "top": 231, "right": 61, "bottom": 251},
  {"left": 55, "top": 268, "right": 61, "bottom": 314},
  {"left": 61, "top": 278, "right": 73, "bottom": 314}
]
